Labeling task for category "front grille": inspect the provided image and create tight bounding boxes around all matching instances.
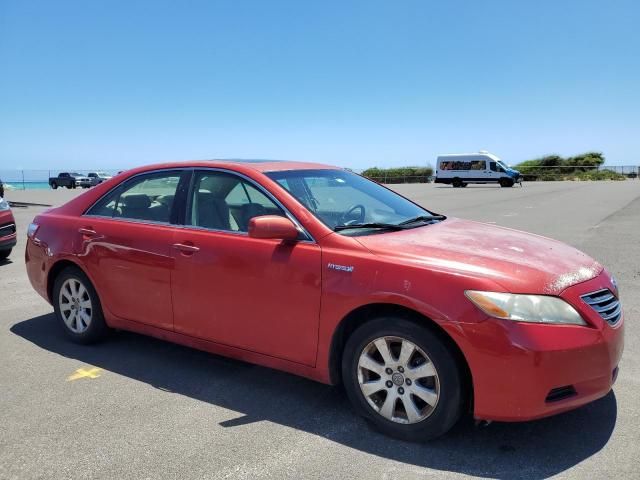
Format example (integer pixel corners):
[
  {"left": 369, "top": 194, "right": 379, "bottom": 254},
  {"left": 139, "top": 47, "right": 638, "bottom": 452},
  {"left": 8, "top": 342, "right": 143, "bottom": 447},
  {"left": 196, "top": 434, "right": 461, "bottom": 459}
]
[
  {"left": 581, "top": 289, "right": 622, "bottom": 326},
  {"left": 0, "top": 223, "right": 16, "bottom": 237}
]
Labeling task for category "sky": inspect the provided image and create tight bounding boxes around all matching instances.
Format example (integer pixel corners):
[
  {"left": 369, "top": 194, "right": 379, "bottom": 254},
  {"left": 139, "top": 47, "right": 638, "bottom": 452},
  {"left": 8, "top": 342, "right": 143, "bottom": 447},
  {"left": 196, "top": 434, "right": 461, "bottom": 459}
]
[{"left": 0, "top": 0, "right": 638, "bottom": 170}]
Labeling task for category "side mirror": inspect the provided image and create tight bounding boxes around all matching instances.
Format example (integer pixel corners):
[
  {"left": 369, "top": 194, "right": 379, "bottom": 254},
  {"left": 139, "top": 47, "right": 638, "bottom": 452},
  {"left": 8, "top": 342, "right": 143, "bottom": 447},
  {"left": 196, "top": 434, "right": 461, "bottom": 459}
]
[{"left": 248, "top": 215, "right": 299, "bottom": 241}]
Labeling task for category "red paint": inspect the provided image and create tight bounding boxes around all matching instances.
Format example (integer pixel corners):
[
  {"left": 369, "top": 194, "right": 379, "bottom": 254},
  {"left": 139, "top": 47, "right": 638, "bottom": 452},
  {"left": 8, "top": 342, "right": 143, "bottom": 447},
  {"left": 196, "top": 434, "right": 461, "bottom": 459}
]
[
  {"left": 25, "top": 160, "right": 623, "bottom": 422},
  {"left": 0, "top": 208, "right": 17, "bottom": 250}
]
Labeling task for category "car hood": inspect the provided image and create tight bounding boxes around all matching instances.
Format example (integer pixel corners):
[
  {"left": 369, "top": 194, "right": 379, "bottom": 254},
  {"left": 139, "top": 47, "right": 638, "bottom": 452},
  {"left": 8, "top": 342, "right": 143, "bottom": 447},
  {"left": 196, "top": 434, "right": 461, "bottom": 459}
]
[{"left": 353, "top": 217, "right": 602, "bottom": 295}]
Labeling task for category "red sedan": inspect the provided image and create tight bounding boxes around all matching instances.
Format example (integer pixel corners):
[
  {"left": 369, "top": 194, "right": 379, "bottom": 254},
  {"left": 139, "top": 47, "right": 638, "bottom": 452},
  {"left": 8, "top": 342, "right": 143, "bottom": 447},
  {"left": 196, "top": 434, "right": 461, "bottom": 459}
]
[
  {"left": 0, "top": 197, "right": 17, "bottom": 260},
  {"left": 25, "top": 160, "right": 623, "bottom": 440}
]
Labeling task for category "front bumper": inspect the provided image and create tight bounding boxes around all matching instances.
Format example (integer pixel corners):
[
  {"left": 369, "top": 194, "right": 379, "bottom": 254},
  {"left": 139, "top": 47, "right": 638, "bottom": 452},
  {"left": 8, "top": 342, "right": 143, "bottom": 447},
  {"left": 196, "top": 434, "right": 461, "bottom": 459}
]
[
  {"left": 0, "top": 234, "right": 16, "bottom": 250},
  {"left": 0, "top": 210, "right": 17, "bottom": 250},
  {"left": 458, "top": 272, "right": 623, "bottom": 422}
]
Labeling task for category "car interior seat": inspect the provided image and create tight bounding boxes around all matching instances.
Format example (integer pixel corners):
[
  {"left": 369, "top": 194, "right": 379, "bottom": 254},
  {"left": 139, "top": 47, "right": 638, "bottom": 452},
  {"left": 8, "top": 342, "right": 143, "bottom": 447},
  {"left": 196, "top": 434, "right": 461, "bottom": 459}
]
[
  {"left": 196, "top": 192, "right": 231, "bottom": 230},
  {"left": 239, "top": 203, "right": 267, "bottom": 231},
  {"left": 120, "top": 194, "right": 153, "bottom": 220},
  {"left": 149, "top": 194, "right": 174, "bottom": 222}
]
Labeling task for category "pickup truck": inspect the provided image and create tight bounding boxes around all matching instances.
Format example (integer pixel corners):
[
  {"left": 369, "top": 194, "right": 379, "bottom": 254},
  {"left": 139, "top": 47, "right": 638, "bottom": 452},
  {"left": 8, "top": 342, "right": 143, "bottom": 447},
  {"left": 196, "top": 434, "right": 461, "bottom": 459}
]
[
  {"left": 87, "top": 172, "right": 113, "bottom": 186},
  {"left": 49, "top": 172, "right": 92, "bottom": 189}
]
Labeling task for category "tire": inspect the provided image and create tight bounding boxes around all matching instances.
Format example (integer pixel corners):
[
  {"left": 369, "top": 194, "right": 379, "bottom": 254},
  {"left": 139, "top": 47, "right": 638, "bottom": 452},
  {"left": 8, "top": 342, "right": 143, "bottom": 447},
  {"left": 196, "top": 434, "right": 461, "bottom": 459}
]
[
  {"left": 51, "top": 182, "right": 58, "bottom": 189},
  {"left": 452, "top": 178, "right": 463, "bottom": 188},
  {"left": 52, "top": 266, "right": 110, "bottom": 344},
  {"left": 0, "top": 249, "right": 11, "bottom": 260},
  {"left": 342, "top": 317, "right": 464, "bottom": 441},
  {"left": 499, "top": 178, "right": 514, "bottom": 188}
]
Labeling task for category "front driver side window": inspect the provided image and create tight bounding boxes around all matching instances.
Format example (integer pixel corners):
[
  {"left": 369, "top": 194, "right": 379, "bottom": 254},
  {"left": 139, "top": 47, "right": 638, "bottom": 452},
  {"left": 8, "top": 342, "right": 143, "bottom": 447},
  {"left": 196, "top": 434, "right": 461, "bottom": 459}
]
[
  {"left": 86, "top": 171, "right": 182, "bottom": 223},
  {"left": 188, "top": 171, "right": 285, "bottom": 232}
]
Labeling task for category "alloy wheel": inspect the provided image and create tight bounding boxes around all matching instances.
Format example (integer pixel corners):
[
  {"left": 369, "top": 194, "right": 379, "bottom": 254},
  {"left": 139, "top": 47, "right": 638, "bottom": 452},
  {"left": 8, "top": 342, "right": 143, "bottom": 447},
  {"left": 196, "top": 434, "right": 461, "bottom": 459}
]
[
  {"left": 59, "top": 278, "right": 93, "bottom": 333},
  {"left": 357, "top": 336, "right": 440, "bottom": 424}
]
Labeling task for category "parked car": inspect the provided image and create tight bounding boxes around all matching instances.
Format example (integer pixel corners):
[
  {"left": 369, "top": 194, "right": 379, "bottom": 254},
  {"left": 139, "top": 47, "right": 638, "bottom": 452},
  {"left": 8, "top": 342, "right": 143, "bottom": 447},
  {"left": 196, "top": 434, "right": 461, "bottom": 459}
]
[
  {"left": 0, "top": 197, "right": 17, "bottom": 260},
  {"left": 435, "top": 151, "right": 521, "bottom": 187},
  {"left": 87, "top": 172, "right": 113, "bottom": 186},
  {"left": 25, "top": 160, "right": 623, "bottom": 441},
  {"left": 0, "top": 177, "right": 4, "bottom": 198},
  {"left": 49, "top": 172, "right": 92, "bottom": 189}
]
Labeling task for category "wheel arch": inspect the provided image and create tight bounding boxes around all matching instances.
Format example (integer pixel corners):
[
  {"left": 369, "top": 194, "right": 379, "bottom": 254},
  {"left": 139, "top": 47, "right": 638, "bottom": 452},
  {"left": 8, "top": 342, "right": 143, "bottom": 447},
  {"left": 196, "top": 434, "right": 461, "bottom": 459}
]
[
  {"left": 47, "top": 258, "right": 91, "bottom": 303},
  {"left": 328, "top": 302, "right": 473, "bottom": 410}
]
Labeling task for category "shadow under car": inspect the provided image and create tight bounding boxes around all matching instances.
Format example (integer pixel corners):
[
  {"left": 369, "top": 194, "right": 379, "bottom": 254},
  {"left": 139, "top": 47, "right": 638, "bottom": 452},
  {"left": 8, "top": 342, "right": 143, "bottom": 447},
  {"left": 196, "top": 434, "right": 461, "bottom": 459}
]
[{"left": 11, "top": 313, "right": 618, "bottom": 480}]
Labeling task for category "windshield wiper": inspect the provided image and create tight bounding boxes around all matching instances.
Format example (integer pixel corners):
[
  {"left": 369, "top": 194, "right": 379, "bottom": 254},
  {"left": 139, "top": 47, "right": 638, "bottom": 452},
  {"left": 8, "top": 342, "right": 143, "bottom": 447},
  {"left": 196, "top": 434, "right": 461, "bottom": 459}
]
[
  {"left": 397, "top": 214, "right": 446, "bottom": 226},
  {"left": 334, "top": 222, "right": 407, "bottom": 232}
]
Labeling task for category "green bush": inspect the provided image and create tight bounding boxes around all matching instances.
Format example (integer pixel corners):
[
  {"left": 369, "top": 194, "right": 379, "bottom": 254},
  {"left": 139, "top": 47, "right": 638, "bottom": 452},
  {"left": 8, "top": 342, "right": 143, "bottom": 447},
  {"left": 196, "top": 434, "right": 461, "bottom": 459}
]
[
  {"left": 570, "top": 169, "right": 626, "bottom": 181},
  {"left": 516, "top": 152, "right": 625, "bottom": 181},
  {"left": 361, "top": 166, "right": 433, "bottom": 183}
]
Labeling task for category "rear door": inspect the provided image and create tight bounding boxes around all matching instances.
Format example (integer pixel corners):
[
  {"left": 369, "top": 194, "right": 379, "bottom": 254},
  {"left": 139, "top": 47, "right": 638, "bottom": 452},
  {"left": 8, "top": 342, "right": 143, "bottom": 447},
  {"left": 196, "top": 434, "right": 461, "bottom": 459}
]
[{"left": 80, "top": 169, "right": 187, "bottom": 330}]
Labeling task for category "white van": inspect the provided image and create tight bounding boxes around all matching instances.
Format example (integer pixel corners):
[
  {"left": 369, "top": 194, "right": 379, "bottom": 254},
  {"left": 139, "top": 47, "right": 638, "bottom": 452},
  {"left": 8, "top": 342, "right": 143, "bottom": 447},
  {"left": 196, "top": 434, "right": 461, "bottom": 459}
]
[{"left": 435, "top": 152, "right": 521, "bottom": 187}]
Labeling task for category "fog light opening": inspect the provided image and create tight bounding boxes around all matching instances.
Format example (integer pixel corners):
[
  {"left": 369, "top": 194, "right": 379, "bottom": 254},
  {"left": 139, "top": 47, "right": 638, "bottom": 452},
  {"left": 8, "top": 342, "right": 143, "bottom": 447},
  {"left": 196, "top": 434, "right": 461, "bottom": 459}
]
[{"left": 545, "top": 385, "right": 577, "bottom": 403}]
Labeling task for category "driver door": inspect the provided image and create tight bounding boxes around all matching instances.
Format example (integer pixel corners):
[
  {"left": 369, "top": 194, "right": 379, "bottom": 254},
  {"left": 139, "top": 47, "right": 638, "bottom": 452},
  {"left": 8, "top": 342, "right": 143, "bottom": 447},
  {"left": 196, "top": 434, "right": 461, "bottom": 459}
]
[{"left": 171, "top": 169, "right": 322, "bottom": 366}]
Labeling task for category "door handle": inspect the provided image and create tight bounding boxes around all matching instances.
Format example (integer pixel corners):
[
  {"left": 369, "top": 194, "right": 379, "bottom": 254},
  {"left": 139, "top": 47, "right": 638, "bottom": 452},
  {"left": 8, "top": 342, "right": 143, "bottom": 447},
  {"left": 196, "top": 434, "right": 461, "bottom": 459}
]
[
  {"left": 78, "top": 227, "right": 98, "bottom": 236},
  {"left": 172, "top": 243, "right": 200, "bottom": 254}
]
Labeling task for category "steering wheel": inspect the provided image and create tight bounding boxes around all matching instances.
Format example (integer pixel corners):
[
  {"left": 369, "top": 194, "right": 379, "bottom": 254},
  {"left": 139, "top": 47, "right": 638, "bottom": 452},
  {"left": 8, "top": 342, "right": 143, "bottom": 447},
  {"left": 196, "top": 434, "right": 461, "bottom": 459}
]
[{"left": 338, "top": 204, "right": 366, "bottom": 225}]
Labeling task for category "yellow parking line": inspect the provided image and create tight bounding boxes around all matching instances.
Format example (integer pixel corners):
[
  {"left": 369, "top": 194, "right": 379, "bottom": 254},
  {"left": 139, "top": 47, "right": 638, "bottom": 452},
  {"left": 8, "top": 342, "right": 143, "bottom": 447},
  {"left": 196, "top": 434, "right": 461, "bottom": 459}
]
[{"left": 67, "top": 367, "right": 103, "bottom": 381}]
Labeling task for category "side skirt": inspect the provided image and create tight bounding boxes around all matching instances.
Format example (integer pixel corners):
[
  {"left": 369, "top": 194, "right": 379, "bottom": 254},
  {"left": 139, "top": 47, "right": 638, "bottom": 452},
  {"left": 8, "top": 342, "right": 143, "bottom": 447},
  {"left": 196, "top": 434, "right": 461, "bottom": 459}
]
[{"left": 106, "top": 315, "right": 331, "bottom": 385}]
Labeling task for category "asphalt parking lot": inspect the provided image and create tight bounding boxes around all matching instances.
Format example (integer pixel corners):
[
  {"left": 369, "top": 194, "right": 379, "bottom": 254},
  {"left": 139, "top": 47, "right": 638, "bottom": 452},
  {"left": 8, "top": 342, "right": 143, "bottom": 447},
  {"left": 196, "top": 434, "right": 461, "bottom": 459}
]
[{"left": 1, "top": 181, "right": 639, "bottom": 480}]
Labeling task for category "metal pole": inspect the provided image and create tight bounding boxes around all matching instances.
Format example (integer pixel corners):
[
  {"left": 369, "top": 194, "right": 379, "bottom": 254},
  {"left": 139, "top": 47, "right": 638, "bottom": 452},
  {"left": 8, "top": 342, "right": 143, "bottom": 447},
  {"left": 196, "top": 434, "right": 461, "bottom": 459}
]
[{"left": 22, "top": 170, "right": 25, "bottom": 190}]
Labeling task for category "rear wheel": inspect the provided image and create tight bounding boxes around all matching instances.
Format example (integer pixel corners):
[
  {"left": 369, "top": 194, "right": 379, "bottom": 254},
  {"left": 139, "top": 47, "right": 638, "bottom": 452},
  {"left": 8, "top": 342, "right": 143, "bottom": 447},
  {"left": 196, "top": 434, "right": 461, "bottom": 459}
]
[
  {"left": 53, "top": 266, "right": 110, "bottom": 343},
  {"left": 342, "top": 317, "right": 464, "bottom": 441},
  {"left": 51, "top": 181, "right": 58, "bottom": 189},
  {"left": 0, "top": 249, "right": 11, "bottom": 260},
  {"left": 452, "top": 178, "right": 464, "bottom": 188}
]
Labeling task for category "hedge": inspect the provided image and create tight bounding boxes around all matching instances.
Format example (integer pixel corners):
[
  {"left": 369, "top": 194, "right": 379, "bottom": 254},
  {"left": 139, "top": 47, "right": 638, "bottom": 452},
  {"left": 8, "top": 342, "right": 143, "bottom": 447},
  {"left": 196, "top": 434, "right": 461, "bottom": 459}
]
[
  {"left": 516, "top": 152, "right": 626, "bottom": 181},
  {"left": 361, "top": 166, "right": 433, "bottom": 183}
]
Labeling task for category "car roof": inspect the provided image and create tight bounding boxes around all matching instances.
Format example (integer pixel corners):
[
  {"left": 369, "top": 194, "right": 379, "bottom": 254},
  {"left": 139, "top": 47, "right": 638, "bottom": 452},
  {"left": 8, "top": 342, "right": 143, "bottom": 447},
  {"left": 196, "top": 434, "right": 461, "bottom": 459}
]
[{"left": 122, "top": 159, "right": 341, "bottom": 175}]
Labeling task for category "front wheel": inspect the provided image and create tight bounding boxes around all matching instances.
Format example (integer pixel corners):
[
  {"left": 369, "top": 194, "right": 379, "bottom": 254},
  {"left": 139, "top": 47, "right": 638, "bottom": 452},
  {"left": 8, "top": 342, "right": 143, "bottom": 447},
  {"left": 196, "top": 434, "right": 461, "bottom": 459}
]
[
  {"left": 499, "top": 178, "right": 514, "bottom": 187},
  {"left": 53, "top": 266, "right": 110, "bottom": 343},
  {"left": 342, "top": 317, "right": 464, "bottom": 441},
  {"left": 51, "top": 182, "right": 58, "bottom": 189},
  {"left": 0, "top": 249, "right": 11, "bottom": 260}
]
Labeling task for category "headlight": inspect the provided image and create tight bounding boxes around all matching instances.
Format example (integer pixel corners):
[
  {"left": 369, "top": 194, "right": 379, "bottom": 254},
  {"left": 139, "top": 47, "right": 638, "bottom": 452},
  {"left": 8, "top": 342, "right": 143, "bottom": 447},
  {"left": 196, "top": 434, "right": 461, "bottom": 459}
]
[
  {"left": 27, "top": 222, "right": 40, "bottom": 239},
  {"left": 465, "top": 290, "right": 586, "bottom": 325},
  {"left": 0, "top": 198, "right": 9, "bottom": 211}
]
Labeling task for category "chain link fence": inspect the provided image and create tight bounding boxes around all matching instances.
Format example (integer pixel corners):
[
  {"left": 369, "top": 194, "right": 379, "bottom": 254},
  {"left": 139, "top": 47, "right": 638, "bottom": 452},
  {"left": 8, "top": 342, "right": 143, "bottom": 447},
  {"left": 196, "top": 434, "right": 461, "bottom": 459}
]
[
  {"left": 1, "top": 165, "right": 639, "bottom": 190},
  {"left": 0, "top": 169, "right": 124, "bottom": 190},
  {"left": 515, "top": 165, "right": 639, "bottom": 181},
  {"left": 363, "top": 165, "right": 639, "bottom": 183}
]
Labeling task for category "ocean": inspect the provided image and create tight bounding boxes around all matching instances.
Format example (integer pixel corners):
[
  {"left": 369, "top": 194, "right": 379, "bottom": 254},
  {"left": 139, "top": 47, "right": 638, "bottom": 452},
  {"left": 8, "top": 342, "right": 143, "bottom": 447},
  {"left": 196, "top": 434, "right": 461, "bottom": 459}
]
[{"left": 3, "top": 182, "right": 52, "bottom": 190}]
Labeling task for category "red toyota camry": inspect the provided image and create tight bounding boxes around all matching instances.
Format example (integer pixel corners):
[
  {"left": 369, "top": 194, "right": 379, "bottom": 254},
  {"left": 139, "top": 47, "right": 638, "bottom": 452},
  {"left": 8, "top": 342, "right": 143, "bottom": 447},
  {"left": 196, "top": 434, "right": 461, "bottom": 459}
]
[{"left": 25, "top": 160, "right": 623, "bottom": 440}]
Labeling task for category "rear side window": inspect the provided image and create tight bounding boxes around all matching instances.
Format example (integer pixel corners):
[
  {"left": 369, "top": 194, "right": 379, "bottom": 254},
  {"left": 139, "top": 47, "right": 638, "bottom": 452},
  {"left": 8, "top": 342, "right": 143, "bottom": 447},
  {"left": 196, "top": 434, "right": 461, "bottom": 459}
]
[{"left": 86, "top": 171, "right": 182, "bottom": 223}]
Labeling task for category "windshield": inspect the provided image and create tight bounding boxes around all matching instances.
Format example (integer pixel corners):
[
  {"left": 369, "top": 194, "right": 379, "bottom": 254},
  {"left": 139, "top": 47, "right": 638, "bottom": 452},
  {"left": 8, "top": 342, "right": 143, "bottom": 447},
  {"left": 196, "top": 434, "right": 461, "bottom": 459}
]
[
  {"left": 497, "top": 161, "right": 510, "bottom": 171},
  {"left": 71, "top": 172, "right": 84, "bottom": 176},
  {"left": 265, "top": 169, "right": 434, "bottom": 234}
]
